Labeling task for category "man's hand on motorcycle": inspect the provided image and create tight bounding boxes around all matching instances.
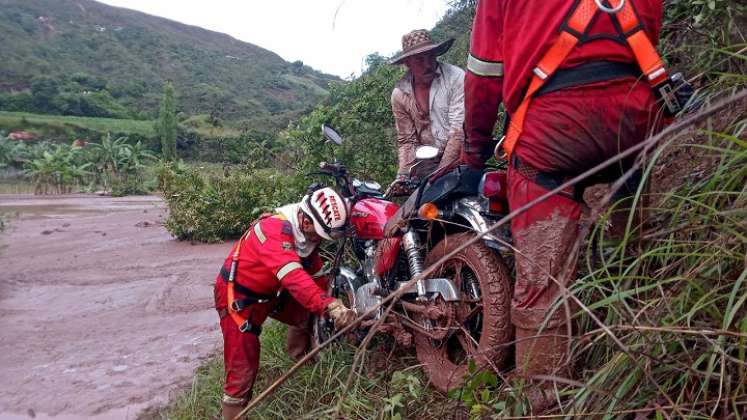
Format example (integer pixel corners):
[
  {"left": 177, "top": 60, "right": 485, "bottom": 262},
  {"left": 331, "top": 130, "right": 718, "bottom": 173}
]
[
  {"left": 327, "top": 299, "right": 357, "bottom": 328},
  {"left": 386, "top": 175, "right": 417, "bottom": 198},
  {"left": 428, "top": 156, "right": 462, "bottom": 182}
]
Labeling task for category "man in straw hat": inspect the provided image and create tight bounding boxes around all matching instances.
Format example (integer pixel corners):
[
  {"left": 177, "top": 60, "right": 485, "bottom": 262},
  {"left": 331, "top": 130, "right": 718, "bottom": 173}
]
[{"left": 388, "top": 29, "right": 465, "bottom": 193}]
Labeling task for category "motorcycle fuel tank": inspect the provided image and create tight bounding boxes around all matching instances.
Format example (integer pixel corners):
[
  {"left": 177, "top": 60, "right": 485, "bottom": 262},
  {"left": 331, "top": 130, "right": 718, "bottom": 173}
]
[{"left": 350, "top": 198, "right": 399, "bottom": 240}]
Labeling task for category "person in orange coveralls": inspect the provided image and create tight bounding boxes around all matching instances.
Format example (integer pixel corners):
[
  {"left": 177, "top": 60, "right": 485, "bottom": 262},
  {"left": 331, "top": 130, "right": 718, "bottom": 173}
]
[
  {"left": 461, "top": 0, "right": 668, "bottom": 412},
  {"left": 214, "top": 187, "right": 356, "bottom": 419}
]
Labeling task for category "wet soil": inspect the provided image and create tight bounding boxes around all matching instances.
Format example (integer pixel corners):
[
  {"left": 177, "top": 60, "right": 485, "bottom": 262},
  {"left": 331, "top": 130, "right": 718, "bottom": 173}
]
[{"left": 0, "top": 194, "right": 232, "bottom": 419}]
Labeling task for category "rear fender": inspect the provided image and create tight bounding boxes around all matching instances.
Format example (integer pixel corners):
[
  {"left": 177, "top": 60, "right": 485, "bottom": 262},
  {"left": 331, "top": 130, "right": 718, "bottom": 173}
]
[{"left": 453, "top": 198, "right": 510, "bottom": 252}]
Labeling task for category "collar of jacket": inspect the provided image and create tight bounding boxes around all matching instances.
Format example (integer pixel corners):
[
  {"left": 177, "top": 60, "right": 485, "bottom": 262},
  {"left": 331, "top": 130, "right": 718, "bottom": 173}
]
[
  {"left": 395, "top": 63, "right": 444, "bottom": 96},
  {"left": 275, "top": 203, "right": 317, "bottom": 258}
]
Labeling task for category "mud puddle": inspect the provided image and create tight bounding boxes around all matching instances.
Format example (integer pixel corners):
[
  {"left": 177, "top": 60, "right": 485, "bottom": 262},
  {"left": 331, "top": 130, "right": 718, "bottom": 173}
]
[{"left": 0, "top": 194, "right": 232, "bottom": 419}]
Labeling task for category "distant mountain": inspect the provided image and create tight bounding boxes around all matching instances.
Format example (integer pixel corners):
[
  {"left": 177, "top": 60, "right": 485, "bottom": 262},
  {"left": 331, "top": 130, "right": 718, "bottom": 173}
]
[{"left": 0, "top": 0, "right": 338, "bottom": 131}]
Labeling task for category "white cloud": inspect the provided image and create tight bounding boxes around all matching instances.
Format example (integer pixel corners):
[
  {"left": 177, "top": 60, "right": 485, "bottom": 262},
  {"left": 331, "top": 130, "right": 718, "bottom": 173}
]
[{"left": 95, "top": 0, "right": 450, "bottom": 77}]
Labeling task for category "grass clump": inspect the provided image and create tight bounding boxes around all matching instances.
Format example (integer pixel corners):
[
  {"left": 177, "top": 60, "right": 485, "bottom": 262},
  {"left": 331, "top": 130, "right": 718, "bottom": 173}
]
[
  {"left": 450, "top": 102, "right": 747, "bottom": 418},
  {"left": 147, "top": 322, "right": 452, "bottom": 420}
]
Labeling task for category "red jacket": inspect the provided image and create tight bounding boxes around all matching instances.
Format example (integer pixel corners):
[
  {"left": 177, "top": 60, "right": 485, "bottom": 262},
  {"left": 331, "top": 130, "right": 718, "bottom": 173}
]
[
  {"left": 465, "top": 0, "right": 663, "bottom": 168},
  {"left": 214, "top": 215, "right": 334, "bottom": 316}
]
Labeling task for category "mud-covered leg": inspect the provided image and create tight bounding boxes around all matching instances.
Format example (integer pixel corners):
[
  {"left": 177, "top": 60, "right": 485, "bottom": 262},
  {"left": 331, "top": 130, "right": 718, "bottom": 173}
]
[{"left": 507, "top": 167, "right": 582, "bottom": 413}]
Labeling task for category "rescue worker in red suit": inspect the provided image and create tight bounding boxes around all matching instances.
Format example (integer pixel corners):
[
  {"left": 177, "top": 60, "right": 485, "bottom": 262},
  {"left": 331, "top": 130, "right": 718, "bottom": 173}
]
[
  {"left": 462, "top": 0, "right": 664, "bottom": 412},
  {"left": 214, "top": 187, "right": 356, "bottom": 419}
]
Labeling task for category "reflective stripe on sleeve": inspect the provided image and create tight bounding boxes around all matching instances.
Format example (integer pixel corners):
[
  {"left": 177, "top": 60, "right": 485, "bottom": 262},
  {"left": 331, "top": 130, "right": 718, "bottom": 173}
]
[
  {"left": 276, "top": 262, "right": 303, "bottom": 281},
  {"left": 467, "top": 55, "right": 504, "bottom": 77},
  {"left": 253, "top": 222, "right": 266, "bottom": 243}
]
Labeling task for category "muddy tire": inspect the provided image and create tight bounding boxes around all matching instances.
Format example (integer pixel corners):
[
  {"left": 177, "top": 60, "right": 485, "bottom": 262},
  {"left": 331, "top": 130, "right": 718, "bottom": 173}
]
[{"left": 415, "top": 232, "right": 512, "bottom": 392}]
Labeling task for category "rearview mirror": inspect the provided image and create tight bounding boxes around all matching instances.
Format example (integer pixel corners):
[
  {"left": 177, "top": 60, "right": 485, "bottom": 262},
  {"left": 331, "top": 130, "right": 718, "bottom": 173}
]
[
  {"left": 415, "top": 145, "right": 439, "bottom": 160},
  {"left": 321, "top": 124, "right": 343, "bottom": 145}
]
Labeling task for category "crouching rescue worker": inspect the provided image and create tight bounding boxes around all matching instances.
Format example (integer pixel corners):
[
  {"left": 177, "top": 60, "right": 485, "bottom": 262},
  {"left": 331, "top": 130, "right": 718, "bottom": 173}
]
[
  {"left": 462, "top": 0, "right": 674, "bottom": 413},
  {"left": 214, "top": 187, "right": 356, "bottom": 419}
]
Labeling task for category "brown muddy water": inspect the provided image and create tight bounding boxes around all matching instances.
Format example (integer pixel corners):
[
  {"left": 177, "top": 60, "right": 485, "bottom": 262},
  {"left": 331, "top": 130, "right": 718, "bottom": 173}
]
[{"left": 0, "top": 194, "right": 232, "bottom": 419}]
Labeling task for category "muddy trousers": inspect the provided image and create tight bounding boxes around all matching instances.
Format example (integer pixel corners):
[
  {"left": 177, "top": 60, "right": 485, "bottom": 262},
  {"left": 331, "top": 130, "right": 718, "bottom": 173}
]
[
  {"left": 218, "top": 296, "right": 316, "bottom": 418},
  {"left": 507, "top": 167, "right": 583, "bottom": 410}
]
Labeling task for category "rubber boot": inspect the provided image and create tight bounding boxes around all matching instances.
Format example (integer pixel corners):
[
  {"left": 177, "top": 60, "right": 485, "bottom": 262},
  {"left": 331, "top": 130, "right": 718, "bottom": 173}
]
[
  {"left": 513, "top": 326, "right": 571, "bottom": 414},
  {"left": 221, "top": 401, "right": 246, "bottom": 420}
]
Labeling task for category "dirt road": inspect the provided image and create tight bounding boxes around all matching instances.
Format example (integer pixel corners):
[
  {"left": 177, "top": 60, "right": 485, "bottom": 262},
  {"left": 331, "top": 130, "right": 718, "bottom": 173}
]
[{"left": 0, "top": 195, "right": 232, "bottom": 419}]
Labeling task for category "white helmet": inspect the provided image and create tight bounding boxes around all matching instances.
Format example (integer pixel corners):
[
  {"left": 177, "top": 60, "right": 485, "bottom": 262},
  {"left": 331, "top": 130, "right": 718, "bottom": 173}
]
[{"left": 300, "top": 187, "right": 348, "bottom": 240}]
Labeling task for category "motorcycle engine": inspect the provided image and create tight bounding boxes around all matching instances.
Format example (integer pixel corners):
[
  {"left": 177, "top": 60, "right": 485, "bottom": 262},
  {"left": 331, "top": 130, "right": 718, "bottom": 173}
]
[{"left": 337, "top": 241, "right": 384, "bottom": 320}]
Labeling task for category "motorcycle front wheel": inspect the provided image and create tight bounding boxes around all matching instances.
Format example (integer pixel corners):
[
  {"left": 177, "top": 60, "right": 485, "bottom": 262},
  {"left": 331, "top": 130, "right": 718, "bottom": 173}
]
[{"left": 414, "top": 232, "right": 512, "bottom": 392}]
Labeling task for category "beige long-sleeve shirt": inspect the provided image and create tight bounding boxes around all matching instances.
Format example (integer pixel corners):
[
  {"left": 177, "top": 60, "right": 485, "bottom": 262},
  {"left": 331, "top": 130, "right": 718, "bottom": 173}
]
[{"left": 391, "top": 62, "right": 465, "bottom": 178}]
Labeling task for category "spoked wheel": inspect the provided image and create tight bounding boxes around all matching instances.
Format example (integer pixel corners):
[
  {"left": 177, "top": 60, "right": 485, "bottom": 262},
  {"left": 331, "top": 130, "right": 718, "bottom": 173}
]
[{"left": 414, "top": 232, "right": 512, "bottom": 392}]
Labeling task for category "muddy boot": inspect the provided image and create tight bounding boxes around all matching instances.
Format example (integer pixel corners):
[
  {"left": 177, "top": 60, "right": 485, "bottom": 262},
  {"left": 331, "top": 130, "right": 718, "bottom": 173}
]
[
  {"left": 221, "top": 399, "right": 246, "bottom": 420},
  {"left": 513, "top": 326, "right": 571, "bottom": 414},
  {"left": 286, "top": 325, "right": 312, "bottom": 362}
]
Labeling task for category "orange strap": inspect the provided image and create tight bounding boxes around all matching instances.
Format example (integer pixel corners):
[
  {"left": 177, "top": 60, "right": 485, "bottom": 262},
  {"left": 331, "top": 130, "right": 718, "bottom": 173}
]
[
  {"left": 226, "top": 228, "right": 254, "bottom": 330},
  {"left": 225, "top": 213, "right": 286, "bottom": 331},
  {"left": 503, "top": 0, "right": 668, "bottom": 158}
]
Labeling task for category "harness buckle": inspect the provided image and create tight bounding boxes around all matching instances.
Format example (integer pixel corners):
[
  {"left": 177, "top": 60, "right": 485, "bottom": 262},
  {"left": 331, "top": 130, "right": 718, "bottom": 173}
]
[
  {"left": 231, "top": 300, "right": 245, "bottom": 312},
  {"left": 239, "top": 320, "right": 262, "bottom": 335},
  {"left": 231, "top": 298, "right": 270, "bottom": 312},
  {"left": 595, "top": 0, "right": 625, "bottom": 14}
]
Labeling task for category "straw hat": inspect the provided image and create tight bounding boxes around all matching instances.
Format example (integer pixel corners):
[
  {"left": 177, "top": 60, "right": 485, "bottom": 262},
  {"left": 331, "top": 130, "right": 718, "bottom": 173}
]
[{"left": 389, "top": 29, "right": 454, "bottom": 65}]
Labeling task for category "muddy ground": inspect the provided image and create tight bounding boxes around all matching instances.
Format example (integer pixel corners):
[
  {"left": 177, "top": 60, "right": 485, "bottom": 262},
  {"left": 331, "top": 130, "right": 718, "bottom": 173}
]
[{"left": 0, "top": 195, "right": 232, "bottom": 419}]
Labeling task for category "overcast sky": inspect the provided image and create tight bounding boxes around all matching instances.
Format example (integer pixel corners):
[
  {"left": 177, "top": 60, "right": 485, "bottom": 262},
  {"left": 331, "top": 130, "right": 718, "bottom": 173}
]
[{"left": 95, "top": 0, "right": 451, "bottom": 78}]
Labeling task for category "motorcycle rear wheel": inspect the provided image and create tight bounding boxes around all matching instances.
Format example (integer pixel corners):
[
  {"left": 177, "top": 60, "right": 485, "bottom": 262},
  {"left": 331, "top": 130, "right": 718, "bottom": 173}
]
[{"left": 414, "top": 232, "right": 512, "bottom": 392}]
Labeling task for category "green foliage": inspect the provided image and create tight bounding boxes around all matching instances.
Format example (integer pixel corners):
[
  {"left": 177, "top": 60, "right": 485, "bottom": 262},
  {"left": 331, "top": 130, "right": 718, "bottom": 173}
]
[
  {"left": 88, "top": 133, "right": 156, "bottom": 191},
  {"left": 157, "top": 81, "right": 178, "bottom": 161},
  {"left": 450, "top": 110, "right": 747, "bottom": 418},
  {"left": 281, "top": 57, "right": 404, "bottom": 186},
  {"left": 157, "top": 163, "right": 303, "bottom": 243},
  {"left": 383, "top": 371, "right": 425, "bottom": 419},
  {"left": 22, "top": 142, "right": 91, "bottom": 194},
  {"left": 151, "top": 324, "right": 449, "bottom": 420},
  {"left": 0, "top": 0, "right": 336, "bottom": 129},
  {"left": 662, "top": 0, "right": 747, "bottom": 88},
  {"left": 0, "top": 111, "right": 156, "bottom": 140},
  {"left": 2, "top": 132, "right": 156, "bottom": 195}
]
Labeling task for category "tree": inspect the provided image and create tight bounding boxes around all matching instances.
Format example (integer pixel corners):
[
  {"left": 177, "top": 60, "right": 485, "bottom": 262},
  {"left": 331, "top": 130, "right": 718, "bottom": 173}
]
[
  {"left": 30, "top": 76, "right": 60, "bottom": 114},
  {"left": 157, "top": 81, "right": 178, "bottom": 160}
]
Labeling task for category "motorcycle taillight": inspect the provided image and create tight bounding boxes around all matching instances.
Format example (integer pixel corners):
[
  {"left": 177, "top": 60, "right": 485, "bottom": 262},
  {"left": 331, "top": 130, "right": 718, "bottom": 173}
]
[
  {"left": 479, "top": 171, "right": 508, "bottom": 214},
  {"left": 479, "top": 171, "right": 507, "bottom": 200}
]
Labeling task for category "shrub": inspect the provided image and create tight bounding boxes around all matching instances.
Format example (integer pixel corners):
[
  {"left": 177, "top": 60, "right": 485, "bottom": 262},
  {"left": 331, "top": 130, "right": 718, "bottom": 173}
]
[
  {"left": 110, "top": 173, "right": 150, "bottom": 197},
  {"left": 157, "top": 163, "right": 303, "bottom": 243}
]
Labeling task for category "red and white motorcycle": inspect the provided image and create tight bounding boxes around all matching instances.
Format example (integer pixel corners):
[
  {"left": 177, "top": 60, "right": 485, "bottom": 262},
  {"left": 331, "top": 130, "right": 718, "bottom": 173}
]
[{"left": 314, "top": 124, "right": 514, "bottom": 391}]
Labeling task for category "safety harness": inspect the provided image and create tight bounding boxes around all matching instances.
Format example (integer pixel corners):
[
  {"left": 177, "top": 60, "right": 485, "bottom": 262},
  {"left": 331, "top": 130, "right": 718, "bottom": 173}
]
[{"left": 504, "top": 0, "right": 671, "bottom": 158}]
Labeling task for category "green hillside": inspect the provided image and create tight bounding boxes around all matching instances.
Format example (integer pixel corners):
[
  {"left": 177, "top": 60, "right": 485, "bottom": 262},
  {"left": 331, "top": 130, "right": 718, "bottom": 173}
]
[{"left": 0, "top": 0, "right": 338, "bottom": 130}]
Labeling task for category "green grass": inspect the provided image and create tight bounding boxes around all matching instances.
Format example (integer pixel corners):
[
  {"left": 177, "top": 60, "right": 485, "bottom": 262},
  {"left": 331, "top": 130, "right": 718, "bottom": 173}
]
[
  {"left": 147, "top": 322, "right": 456, "bottom": 420},
  {"left": 447, "top": 103, "right": 747, "bottom": 418},
  {"left": 0, "top": 111, "right": 155, "bottom": 138}
]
